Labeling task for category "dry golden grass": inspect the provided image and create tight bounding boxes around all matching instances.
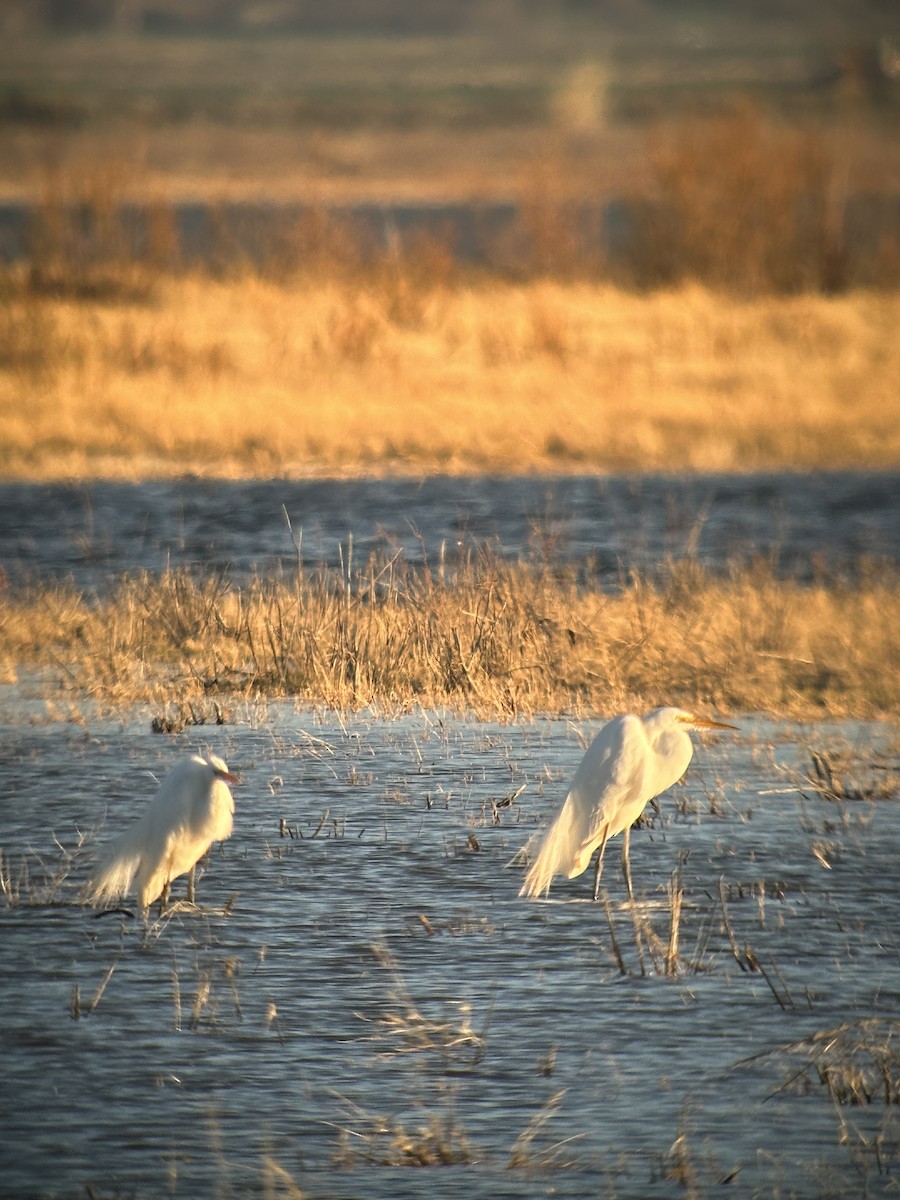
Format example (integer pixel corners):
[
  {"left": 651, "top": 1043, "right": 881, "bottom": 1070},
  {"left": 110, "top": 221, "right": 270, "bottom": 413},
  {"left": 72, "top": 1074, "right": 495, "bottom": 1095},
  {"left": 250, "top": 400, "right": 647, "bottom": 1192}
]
[
  {"left": 1, "top": 554, "right": 896, "bottom": 720},
  {"left": 1, "top": 274, "right": 898, "bottom": 478}
]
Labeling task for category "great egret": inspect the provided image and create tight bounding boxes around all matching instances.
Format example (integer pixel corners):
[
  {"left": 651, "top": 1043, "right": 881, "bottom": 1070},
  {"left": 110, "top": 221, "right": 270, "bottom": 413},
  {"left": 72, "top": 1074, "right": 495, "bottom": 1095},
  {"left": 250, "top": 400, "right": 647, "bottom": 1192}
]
[
  {"left": 88, "top": 753, "right": 238, "bottom": 912},
  {"left": 518, "top": 708, "right": 736, "bottom": 900}
]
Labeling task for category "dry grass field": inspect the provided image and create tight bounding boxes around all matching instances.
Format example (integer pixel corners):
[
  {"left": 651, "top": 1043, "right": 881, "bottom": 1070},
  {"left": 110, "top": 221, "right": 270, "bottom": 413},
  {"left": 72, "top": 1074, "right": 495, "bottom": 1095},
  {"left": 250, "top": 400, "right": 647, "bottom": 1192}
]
[
  {"left": 1, "top": 272, "right": 898, "bottom": 479},
  {"left": 2, "top": 14, "right": 899, "bottom": 205}
]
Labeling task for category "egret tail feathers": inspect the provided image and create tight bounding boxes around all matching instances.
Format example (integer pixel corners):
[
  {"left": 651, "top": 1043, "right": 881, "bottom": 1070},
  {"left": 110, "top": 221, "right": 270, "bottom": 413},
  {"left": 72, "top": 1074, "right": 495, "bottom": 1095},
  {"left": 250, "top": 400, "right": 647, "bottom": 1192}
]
[
  {"left": 518, "top": 807, "right": 611, "bottom": 898},
  {"left": 85, "top": 827, "right": 145, "bottom": 906},
  {"left": 518, "top": 810, "right": 581, "bottom": 898},
  {"left": 519, "top": 850, "right": 557, "bottom": 898}
]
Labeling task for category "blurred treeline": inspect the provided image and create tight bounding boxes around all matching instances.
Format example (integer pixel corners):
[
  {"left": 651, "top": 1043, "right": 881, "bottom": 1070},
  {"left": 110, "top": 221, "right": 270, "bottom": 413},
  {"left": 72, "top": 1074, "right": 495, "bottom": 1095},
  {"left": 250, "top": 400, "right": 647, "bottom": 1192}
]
[
  {"left": 5, "top": 0, "right": 897, "bottom": 39},
  {"left": 19, "top": 107, "right": 900, "bottom": 297},
  {"left": 3, "top": 0, "right": 900, "bottom": 294}
]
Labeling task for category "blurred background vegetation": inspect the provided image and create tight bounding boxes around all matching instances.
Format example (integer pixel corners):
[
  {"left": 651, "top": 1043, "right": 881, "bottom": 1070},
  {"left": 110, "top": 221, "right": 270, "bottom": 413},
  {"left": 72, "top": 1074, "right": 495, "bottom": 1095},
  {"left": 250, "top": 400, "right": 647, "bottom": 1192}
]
[
  {"left": 2, "top": 0, "right": 899, "bottom": 291},
  {"left": 1, "top": 1, "right": 899, "bottom": 479}
]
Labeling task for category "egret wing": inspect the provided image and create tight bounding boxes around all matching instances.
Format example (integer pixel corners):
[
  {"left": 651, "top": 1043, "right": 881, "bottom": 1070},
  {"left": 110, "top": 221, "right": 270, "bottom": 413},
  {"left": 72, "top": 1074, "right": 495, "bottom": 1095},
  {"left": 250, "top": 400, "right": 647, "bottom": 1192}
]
[
  {"left": 199, "top": 778, "right": 235, "bottom": 843},
  {"left": 518, "top": 714, "right": 649, "bottom": 896},
  {"left": 568, "top": 714, "right": 650, "bottom": 855}
]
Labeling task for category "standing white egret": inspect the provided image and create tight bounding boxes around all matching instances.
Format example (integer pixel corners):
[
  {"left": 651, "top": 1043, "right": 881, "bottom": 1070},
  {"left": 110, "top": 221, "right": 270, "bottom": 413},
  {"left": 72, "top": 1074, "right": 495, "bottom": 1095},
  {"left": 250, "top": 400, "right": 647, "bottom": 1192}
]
[
  {"left": 88, "top": 753, "right": 238, "bottom": 911},
  {"left": 518, "top": 708, "right": 736, "bottom": 900}
]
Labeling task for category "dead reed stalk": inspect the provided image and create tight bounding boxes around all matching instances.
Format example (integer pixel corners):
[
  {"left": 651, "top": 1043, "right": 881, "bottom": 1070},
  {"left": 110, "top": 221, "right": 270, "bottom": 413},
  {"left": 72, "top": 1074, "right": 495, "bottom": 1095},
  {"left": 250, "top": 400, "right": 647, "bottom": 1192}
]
[{"left": 359, "top": 943, "right": 491, "bottom": 1072}]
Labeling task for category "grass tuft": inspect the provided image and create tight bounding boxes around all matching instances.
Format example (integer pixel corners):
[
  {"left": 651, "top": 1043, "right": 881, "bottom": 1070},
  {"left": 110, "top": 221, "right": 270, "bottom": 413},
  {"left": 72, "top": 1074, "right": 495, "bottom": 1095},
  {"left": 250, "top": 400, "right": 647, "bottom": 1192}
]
[
  {"left": 745, "top": 1018, "right": 900, "bottom": 1108},
  {"left": 802, "top": 747, "right": 900, "bottom": 803},
  {"left": 359, "top": 943, "right": 491, "bottom": 1072},
  {"left": 331, "top": 1092, "right": 474, "bottom": 1169}
]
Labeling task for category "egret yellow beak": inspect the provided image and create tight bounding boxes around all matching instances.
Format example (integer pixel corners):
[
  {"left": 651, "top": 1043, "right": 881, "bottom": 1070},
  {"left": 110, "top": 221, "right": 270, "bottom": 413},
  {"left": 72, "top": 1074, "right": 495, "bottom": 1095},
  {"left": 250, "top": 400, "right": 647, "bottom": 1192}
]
[{"left": 680, "top": 714, "right": 738, "bottom": 731}]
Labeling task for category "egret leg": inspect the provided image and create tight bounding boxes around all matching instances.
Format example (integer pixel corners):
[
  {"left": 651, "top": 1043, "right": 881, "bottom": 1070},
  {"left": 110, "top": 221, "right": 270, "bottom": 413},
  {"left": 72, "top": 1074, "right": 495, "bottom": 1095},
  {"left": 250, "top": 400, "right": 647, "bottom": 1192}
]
[
  {"left": 591, "top": 833, "right": 610, "bottom": 901},
  {"left": 186, "top": 866, "right": 196, "bottom": 906},
  {"left": 157, "top": 881, "right": 170, "bottom": 918},
  {"left": 621, "top": 826, "right": 634, "bottom": 902}
]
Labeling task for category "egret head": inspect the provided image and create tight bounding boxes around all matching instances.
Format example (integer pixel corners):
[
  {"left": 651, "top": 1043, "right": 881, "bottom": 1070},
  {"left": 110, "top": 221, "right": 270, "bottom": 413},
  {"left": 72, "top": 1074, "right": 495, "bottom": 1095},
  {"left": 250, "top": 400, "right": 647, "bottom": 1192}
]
[
  {"left": 645, "top": 707, "right": 737, "bottom": 733},
  {"left": 205, "top": 753, "right": 239, "bottom": 784}
]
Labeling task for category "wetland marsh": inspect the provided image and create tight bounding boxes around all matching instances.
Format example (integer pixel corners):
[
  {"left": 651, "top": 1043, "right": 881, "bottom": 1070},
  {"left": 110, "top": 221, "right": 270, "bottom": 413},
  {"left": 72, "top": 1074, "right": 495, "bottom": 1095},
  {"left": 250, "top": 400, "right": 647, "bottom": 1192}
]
[
  {"left": 1, "top": 10, "right": 898, "bottom": 1194},
  {"left": 1, "top": 472, "right": 898, "bottom": 1198},
  {"left": 1, "top": 707, "right": 898, "bottom": 1198}
]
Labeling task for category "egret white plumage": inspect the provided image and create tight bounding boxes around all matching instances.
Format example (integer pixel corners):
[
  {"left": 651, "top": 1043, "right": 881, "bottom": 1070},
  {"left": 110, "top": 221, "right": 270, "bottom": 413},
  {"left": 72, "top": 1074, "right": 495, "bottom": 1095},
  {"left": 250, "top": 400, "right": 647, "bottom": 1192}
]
[
  {"left": 518, "top": 708, "right": 736, "bottom": 900},
  {"left": 88, "top": 753, "right": 238, "bottom": 911}
]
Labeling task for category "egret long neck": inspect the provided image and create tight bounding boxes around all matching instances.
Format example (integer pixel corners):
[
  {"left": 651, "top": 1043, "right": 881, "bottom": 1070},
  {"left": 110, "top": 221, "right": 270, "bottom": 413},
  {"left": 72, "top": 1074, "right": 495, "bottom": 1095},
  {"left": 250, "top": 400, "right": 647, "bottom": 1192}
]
[{"left": 649, "top": 729, "right": 694, "bottom": 795}]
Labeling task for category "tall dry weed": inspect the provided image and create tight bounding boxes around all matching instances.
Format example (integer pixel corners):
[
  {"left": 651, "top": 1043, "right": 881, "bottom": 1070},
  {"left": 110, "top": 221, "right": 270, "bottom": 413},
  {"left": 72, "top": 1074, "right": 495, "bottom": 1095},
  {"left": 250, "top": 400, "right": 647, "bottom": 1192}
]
[
  {"left": 24, "top": 157, "right": 170, "bottom": 302},
  {"left": 269, "top": 207, "right": 367, "bottom": 281},
  {"left": 512, "top": 151, "right": 606, "bottom": 280},
  {"left": 308, "top": 293, "right": 387, "bottom": 365},
  {"left": 0, "top": 292, "right": 64, "bottom": 377},
  {"left": 630, "top": 105, "right": 895, "bottom": 293}
]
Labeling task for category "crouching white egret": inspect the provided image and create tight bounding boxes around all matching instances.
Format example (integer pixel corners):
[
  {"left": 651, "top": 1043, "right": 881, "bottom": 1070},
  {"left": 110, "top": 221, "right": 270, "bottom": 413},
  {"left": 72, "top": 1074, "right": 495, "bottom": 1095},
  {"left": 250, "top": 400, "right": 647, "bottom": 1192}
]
[
  {"left": 518, "top": 708, "right": 736, "bottom": 900},
  {"left": 88, "top": 753, "right": 238, "bottom": 912}
]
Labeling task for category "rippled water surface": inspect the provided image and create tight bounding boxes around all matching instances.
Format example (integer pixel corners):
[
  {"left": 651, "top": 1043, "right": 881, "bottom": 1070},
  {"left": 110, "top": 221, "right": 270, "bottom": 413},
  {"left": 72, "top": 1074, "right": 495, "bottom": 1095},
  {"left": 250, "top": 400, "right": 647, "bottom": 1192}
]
[
  {"left": 1, "top": 708, "right": 898, "bottom": 1198},
  {"left": 1, "top": 470, "right": 897, "bottom": 591}
]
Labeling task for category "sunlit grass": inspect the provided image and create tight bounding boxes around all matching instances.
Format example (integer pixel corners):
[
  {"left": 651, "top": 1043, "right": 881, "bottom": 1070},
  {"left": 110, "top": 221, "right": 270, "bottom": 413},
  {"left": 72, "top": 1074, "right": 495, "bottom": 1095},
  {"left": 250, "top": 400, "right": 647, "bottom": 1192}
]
[
  {"left": 3, "top": 101, "right": 896, "bottom": 478},
  {"left": 1, "top": 275, "right": 898, "bottom": 478},
  {"left": 1, "top": 553, "right": 896, "bottom": 719}
]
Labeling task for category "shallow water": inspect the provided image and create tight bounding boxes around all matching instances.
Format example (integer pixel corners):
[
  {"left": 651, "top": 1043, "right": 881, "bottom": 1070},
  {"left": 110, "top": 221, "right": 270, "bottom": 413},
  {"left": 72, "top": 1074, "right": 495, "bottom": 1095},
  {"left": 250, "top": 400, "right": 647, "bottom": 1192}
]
[
  {"left": 0, "top": 470, "right": 897, "bottom": 592},
  {"left": 1, "top": 708, "right": 897, "bottom": 1198},
  {"left": 1, "top": 198, "right": 897, "bottom": 272}
]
